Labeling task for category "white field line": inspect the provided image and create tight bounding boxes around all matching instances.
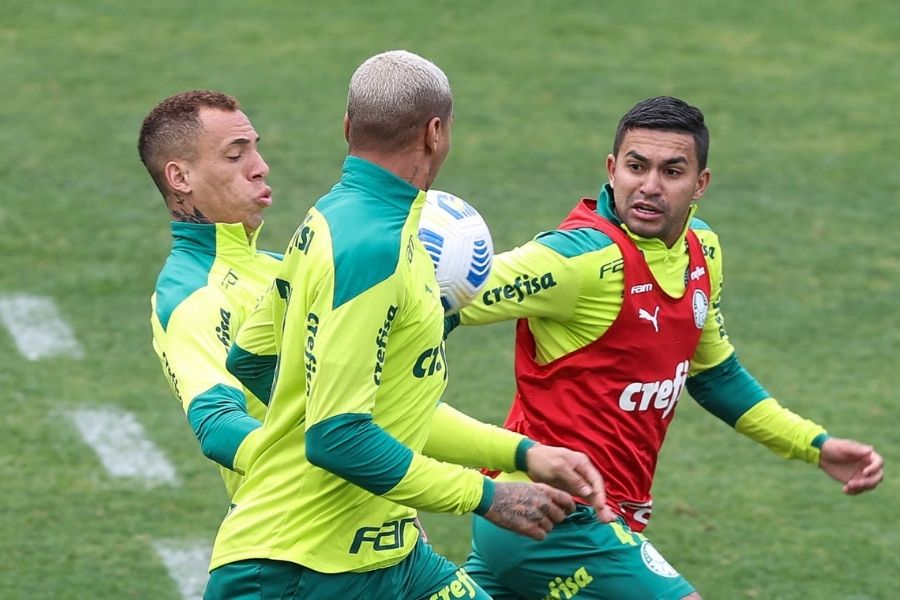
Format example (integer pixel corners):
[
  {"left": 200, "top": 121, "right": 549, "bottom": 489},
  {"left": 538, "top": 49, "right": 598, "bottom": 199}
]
[
  {"left": 67, "top": 407, "right": 180, "bottom": 487},
  {"left": 0, "top": 293, "right": 84, "bottom": 360},
  {"left": 152, "top": 540, "right": 212, "bottom": 600}
]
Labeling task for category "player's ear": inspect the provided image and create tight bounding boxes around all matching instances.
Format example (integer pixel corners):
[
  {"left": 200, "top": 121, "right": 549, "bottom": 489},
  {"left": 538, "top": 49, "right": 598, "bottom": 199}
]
[
  {"left": 343, "top": 113, "right": 351, "bottom": 144},
  {"left": 605, "top": 154, "right": 617, "bottom": 187},
  {"left": 692, "top": 168, "right": 711, "bottom": 200},
  {"left": 424, "top": 116, "right": 442, "bottom": 155},
  {"left": 165, "top": 160, "right": 191, "bottom": 195}
]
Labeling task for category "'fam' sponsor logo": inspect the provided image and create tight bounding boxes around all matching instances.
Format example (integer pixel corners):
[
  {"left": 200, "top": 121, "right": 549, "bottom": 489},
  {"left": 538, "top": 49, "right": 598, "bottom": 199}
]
[
  {"left": 482, "top": 272, "right": 557, "bottom": 305},
  {"left": 630, "top": 283, "right": 653, "bottom": 295}
]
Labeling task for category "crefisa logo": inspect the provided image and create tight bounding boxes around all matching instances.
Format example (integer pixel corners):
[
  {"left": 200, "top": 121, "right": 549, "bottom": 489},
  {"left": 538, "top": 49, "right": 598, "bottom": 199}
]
[{"left": 692, "top": 289, "right": 708, "bottom": 329}]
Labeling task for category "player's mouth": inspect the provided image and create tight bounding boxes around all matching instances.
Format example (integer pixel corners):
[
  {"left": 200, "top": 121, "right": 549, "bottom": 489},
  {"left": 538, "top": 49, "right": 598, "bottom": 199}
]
[
  {"left": 629, "top": 199, "right": 664, "bottom": 220},
  {"left": 256, "top": 187, "right": 273, "bottom": 207}
]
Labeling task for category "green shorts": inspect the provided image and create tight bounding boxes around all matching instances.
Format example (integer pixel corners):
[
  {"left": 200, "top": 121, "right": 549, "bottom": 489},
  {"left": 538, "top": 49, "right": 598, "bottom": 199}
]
[
  {"left": 464, "top": 505, "right": 695, "bottom": 600},
  {"left": 204, "top": 539, "right": 490, "bottom": 600}
]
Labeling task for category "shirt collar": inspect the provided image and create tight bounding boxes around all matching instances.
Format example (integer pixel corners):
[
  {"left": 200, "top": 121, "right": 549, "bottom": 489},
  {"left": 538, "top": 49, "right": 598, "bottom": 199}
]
[
  {"left": 339, "top": 155, "right": 421, "bottom": 209},
  {"left": 170, "top": 221, "right": 261, "bottom": 258}
]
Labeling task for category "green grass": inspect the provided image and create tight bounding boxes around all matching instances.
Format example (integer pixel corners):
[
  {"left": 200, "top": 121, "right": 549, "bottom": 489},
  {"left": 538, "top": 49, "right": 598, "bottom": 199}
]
[{"left": 2, "top": 1, "right": 898, "bottom": 598}]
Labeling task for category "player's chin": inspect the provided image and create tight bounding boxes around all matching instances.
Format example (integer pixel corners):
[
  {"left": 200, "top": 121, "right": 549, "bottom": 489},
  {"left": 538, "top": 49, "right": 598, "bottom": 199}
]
[
  {"left": 623, "top": 220, "right": 662, "bottom": 239},
  {"left": 245, "top": 213, "right": 264, "bottom": 231}
]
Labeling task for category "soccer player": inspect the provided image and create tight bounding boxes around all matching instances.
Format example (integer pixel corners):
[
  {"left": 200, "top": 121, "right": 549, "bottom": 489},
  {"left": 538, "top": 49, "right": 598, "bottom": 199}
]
[
  {"left": 205, "top": 50, "right": 611, "bottom": 599},
  {"left": 140, "top": 90, "right": 279, "bottom": 498},
  {"left": 447, "top": 96, "right": 885, "bottom": 599}
]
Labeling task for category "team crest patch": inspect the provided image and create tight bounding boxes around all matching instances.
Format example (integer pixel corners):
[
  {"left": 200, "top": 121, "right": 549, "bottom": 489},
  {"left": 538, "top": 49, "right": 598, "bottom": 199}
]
[
  {"left": 640, "top": 541, "right": 680, "bottom": 578},
  {"left": 692, "top": 289, "right": 708, "bottom": 329}
]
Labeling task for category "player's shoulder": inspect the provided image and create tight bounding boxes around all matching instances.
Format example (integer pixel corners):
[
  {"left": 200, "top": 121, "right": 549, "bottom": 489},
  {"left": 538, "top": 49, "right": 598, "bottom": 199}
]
[
  {"left": 688, "top": 217, "right": 723, "bottom": 257},
  {"left": 154, "top": 248, "right": 222, "bottom": 330},
  {"left": 313, "top": 190, "right": 413, "bottom": 308},
  {"left": 688, "top": 216, "right": 716, "bottom": 235},
  {"left": 534, "top": 227, "right": 617, "bottom": 258},
  {"left": 257, "top": 249, "right": 284, "bottom": 262}
]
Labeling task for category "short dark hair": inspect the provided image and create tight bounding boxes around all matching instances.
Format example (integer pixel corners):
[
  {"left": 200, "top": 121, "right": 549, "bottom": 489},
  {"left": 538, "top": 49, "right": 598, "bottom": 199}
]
[
  {"left": 138, "top": 90, "right": 239, "bottom": 194},
  {"left": 613, "top": 96, "right": 709, "bottom": 170}
]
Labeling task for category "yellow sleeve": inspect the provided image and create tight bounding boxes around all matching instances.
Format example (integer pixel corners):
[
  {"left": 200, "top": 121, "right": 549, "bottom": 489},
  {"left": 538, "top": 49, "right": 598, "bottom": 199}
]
[
  {"left": 152, "top": 287, "right": 260, "bottom": 474},
  {"left": 460, "top": 241, "right": 581, "bottom": 325},
  {"left": 735, "top": 398, "right": 828, "bottom": 463},
  {"left": 423, "top": 403, "right": 530, "bottom": 471}
]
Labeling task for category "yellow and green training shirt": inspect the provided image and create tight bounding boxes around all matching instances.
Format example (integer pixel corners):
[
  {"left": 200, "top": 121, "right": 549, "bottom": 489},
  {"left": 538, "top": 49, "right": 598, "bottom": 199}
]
[
  {"left": 210, "top": 156, "right": 529, "bottom": 575},
  {"left": 150, "top": 221, "right": 280, "bottom": 497}
]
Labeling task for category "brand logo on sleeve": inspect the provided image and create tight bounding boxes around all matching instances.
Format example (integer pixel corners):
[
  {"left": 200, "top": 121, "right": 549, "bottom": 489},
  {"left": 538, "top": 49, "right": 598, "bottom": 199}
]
[
  {"left": 304, "top": 312, "right": 320, "bottom": 394},
  {"left": 215, "top": 308, "right": 232, "bottom": 347},
  {"left": 481, "top": 272, "right": 557, "bottom": 305},
  {"left": 290, "top": 214, "right": 315, "bottom": 255},
  {"left": 373, "top": 305, "right": 398, "bottom": 385}
]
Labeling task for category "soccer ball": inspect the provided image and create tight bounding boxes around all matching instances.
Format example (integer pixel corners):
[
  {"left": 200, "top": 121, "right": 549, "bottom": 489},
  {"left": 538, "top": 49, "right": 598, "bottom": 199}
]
[{"left": 419, "top": 189, "right": 494, "bottom": 315}]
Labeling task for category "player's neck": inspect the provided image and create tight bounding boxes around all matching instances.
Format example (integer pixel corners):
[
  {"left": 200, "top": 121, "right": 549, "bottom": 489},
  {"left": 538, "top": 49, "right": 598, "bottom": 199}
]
[{"left": 350, "top": 148, "right": 433, "bottom": 191}]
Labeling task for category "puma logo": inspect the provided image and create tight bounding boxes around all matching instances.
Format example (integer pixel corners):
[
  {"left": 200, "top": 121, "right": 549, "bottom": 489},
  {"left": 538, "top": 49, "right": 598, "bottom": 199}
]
[{"left": 638, "top": 306, "right": 660, "bottom": 332}]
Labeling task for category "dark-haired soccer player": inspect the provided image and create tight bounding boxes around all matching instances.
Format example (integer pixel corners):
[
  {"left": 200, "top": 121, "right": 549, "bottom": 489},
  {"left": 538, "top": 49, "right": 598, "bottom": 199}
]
[{"left": 449, "top": 96, "right": 884, "bottom": 599}]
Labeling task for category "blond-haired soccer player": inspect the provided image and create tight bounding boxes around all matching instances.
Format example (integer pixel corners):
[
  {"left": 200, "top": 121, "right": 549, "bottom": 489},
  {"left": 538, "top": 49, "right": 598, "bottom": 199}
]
[{"left": 205, "top": 50, "right": 611, "bottom": 599}]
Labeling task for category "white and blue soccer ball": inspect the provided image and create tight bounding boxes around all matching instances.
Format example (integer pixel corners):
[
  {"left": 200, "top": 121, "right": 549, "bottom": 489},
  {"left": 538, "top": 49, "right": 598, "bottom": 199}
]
[{"left": 419, "top": 189, "right": 494, "bottom": 315}]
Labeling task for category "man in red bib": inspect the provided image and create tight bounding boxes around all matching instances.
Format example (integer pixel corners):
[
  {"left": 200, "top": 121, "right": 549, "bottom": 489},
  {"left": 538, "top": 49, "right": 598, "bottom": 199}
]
[{"left": 448, "top": 96, "right": 884, "bottom": 599}]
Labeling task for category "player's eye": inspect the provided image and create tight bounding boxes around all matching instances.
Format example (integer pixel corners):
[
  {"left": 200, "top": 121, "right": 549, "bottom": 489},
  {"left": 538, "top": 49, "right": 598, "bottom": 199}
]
[
  {"left": 627, "top": 162, "right": 643, "bottom": 171},
  {"left": 226, "top": 155, "right": 241, "bottom": 161}
]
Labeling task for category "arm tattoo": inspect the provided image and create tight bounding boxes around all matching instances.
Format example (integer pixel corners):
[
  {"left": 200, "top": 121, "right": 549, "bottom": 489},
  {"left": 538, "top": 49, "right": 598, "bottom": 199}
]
[{"left": 490, "top": 483, "right": 545, "bottom": 520}]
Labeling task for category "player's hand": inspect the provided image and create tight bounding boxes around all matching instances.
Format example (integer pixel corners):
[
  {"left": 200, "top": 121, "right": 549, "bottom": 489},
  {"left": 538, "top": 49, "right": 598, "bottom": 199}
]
[
  {"left": 819, "top": 437, "right": 884, "bottom": 495},
  {"left": 524, "top": 443, "right": 617, "bottom": 523},
  {"left": 483, "top": 482, "right": 575, "bottom": 541}
]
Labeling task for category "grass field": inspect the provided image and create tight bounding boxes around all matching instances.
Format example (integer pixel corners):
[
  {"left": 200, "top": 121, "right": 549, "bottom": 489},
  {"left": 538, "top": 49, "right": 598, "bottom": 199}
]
[{"left": 2, "top": 1, "right": 898, "bottom": 598}]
